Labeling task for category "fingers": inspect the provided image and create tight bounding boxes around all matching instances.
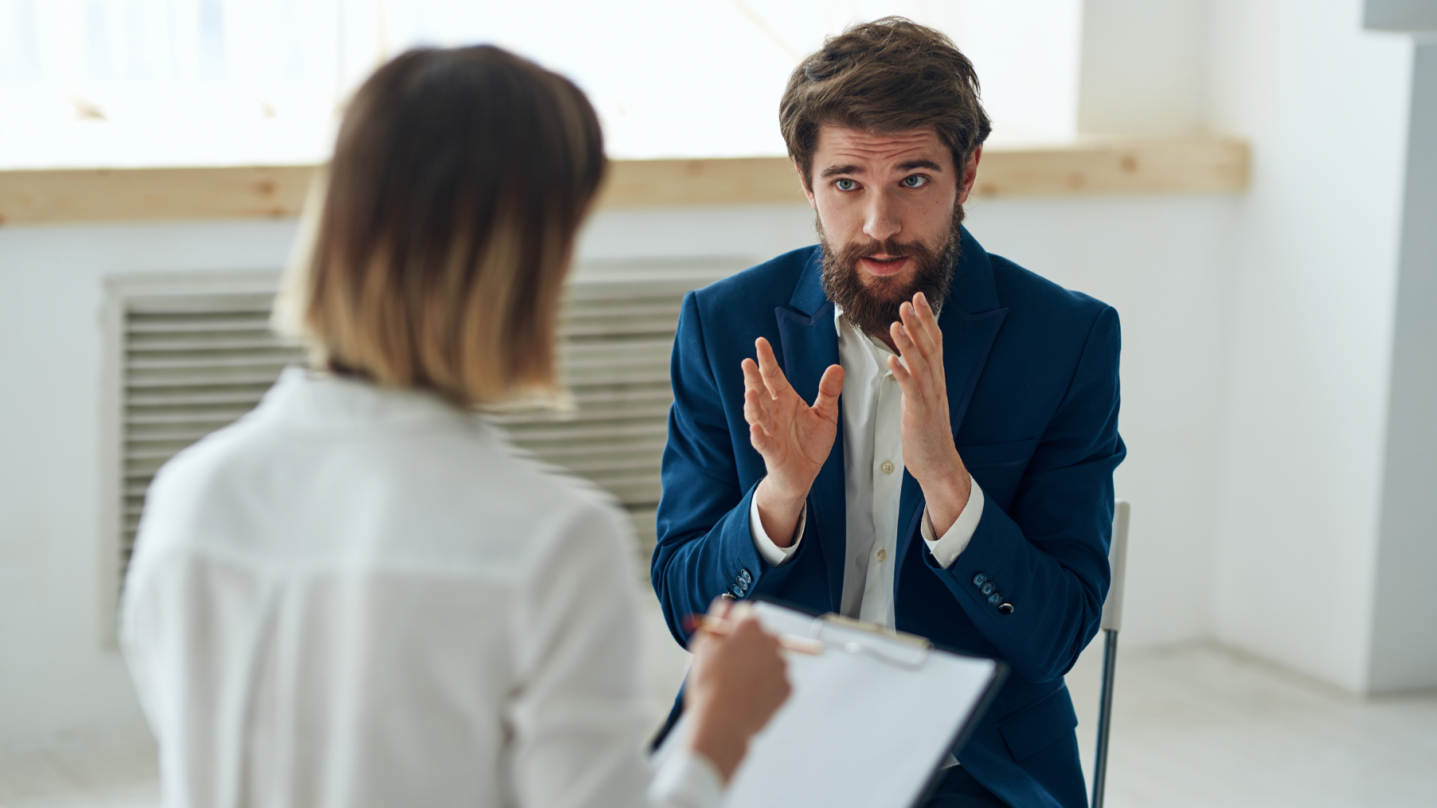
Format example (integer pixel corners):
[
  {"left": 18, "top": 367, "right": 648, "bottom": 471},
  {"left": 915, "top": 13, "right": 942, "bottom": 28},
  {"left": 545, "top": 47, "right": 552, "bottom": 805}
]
[
  {"left": 888, "top": 354, "right": 925, "bottom": 405},
  {"left": 741, "top": 358, "right": 765, "bottom": 406},
  {"left": 754, "top": 338, "right": 794, "bottom": 400},
  {"left": 890, "top": 318, "right": 929, "bottom": 386},
  {"left": 687, "top": 597, "right": 736, "bottom": 648},
  {"left": 912, "top": 291, "right": 943, "bottom": 347},
  {"left": 708, "top": 596, "right": 737, "bottom": 620},
  {"left": 727, "top": 610, "right": 775, "bottom": 651},
  {"left": 742, "top": 357, "right": 761, "bottom": 392},
  {"left": 890, "top": 318, "right": 920, "bottom": 363},
  {"left": 886, "top": 354, "right": 913, "bottom": 387},
  {"left": 896, "top": 293, "right": 942, "bottom": 361},
  {"left": 744, "top": 387, "right": 772, "bottom": 429},
  {"left": 892, "top": 293, "right": 945, "bottom": 395},
  {"left": 742, "top": 358, "right": 775, "bottom": 430},
  {"left": 719, "top": 605, "right": 782, "bottom": 662},
  {"left": 812, "top": 364, "right": 844, "bottom": 421}
]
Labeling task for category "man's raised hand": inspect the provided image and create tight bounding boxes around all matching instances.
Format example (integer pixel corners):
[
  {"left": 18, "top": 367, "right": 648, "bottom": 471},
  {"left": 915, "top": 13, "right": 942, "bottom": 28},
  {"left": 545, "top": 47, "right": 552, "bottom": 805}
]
[
  {"left": 742, "top": 337, "right": 843, "bottom": 546},
  {"left": 887, "top": 291, "right": 972, "bottom": 536}
]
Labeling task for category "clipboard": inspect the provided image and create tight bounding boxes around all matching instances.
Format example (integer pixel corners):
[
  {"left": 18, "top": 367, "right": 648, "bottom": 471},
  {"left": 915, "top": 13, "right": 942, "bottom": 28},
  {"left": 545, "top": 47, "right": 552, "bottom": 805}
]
[{"left": 655, "top": 598, "right": 1008, "bottom": 808}]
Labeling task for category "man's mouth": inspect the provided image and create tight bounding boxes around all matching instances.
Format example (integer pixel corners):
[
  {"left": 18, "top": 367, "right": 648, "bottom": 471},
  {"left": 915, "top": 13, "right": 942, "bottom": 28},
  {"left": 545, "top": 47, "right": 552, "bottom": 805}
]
[{"left": 859, "top": 254, "right": 910, "bottom": 277}]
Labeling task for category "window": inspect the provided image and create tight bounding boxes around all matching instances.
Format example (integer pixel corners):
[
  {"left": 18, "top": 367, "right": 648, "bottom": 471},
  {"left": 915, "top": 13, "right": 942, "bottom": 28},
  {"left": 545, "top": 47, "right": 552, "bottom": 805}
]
[{"left": 2, "top": 0, "right": 1082, "bottom": 170}]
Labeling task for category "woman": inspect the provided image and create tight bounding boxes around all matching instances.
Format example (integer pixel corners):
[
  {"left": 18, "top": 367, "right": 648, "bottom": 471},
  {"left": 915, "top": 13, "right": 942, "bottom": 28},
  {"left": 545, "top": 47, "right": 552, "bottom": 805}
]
[{"left": 120, "top": 46, "right": 789, "bottom": 808}]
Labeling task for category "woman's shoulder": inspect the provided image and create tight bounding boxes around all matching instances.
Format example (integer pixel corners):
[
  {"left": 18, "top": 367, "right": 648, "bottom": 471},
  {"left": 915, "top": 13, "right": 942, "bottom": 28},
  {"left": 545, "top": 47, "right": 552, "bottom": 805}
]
[{"left": 136, "top": 407, "right": 634, "bottom": 578}]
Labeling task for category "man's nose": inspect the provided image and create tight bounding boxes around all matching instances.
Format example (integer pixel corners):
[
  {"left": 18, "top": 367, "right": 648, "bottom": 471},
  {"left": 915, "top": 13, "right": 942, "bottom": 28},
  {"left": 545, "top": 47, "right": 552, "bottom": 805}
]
[{"left": 862, "top": 192, "right": 902, "bottom": 245}]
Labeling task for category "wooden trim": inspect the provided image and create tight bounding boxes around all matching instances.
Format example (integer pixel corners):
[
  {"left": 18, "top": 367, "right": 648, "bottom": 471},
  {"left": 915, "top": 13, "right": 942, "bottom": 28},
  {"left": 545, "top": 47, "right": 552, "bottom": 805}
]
[
  {"left": 971, "top": 135, "right": 1249, "bottom": 197},
  {"left": 0, "top": 165, "right": 315, "bottom": 225},
  {"left": 0, "top": 135, "right": 1248, "bottom": 225}
]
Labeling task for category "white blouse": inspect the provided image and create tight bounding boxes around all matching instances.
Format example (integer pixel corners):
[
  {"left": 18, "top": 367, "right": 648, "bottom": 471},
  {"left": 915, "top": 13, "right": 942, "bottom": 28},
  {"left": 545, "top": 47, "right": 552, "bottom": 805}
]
[{"left": 121, "top": 368, "right": 719, "bottom": 808}]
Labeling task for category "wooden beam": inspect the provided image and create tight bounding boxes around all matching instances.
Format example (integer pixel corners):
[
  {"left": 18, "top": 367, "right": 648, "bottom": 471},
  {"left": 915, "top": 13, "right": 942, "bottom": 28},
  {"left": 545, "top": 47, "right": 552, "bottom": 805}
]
[
  {"left": 0, "top": 165, "right": 315, "bottom": 225},
  {"left": 596, "top": 157, "right": 806, "bottom": 208},
  {"left": 971, "top": 135, "right": 1250, "bottom": 198},
  {"left": 0, "top": 135, "right": 1248, "bottom": 226}
]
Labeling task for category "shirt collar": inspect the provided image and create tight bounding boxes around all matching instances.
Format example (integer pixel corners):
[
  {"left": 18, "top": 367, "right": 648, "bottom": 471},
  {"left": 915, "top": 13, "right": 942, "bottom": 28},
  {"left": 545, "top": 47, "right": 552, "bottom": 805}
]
[{"left": 252, "top": 366, "right": 482, "bottom": 431}]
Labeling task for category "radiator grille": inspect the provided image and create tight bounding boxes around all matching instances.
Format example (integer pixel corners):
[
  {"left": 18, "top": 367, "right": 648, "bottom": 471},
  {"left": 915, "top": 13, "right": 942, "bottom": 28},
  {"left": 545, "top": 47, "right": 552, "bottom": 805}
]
[{"left": 116, "top": 265, "right": 736, "bottom": 587}]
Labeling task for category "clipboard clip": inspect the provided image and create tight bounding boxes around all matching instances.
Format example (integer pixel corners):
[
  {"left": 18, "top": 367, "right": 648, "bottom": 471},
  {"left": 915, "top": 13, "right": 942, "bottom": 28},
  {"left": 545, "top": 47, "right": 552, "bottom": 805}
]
[{"left": 807, "top": 613, "right": 933, "bottom": 670}]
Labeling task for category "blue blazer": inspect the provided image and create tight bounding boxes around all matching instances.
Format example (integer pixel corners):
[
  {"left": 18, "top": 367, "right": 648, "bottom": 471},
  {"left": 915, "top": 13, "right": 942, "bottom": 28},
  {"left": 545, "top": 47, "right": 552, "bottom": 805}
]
[{"left": 652, "top": 228, "right": 1124, "bottom": 808}]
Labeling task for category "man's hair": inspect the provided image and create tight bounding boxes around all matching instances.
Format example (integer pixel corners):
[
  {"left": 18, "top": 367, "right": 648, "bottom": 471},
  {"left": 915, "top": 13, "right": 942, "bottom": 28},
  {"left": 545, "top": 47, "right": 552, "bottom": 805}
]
[
  {"left": 276, "top": 46, "right": 605, "bottom": 407},
  {"left": 779, "top": 17, "right": 991, "bottom": 188}
]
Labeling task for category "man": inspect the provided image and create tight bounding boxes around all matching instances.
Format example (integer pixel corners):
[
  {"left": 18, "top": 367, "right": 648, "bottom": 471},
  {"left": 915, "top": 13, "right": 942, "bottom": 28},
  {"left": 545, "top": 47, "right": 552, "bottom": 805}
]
[{"left": 652, "top": 17, "right": 1124, "bottom": 808}]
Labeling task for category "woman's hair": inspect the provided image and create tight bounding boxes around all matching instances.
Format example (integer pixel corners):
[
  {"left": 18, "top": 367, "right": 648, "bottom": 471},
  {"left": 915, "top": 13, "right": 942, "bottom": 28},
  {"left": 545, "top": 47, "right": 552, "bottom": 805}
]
[
  {"left": 277, "top": 45, "right": 606, "bottom": 407},
  {"left": 779, "top": 17, "right": 990, "bottom": 189}
]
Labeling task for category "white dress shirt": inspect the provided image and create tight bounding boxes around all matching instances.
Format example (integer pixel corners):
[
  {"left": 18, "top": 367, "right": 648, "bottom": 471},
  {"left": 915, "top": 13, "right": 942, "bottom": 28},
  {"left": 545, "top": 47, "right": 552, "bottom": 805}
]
[
  {"left": 121, "top": 368, "right": 721, "bottom": 808},
  {"left": 750, "top": 307, "right": 985, "bottom": 629}
]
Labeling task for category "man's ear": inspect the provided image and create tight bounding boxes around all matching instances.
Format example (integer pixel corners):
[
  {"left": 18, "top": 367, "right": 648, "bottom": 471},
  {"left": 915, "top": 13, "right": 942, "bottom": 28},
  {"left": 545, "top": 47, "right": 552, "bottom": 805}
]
[
  {"left": 956, "top": 145, "right": 983, "bottom": 205},
  {"left": 794, "top": 160, "right": 817, "bottom": 209}
]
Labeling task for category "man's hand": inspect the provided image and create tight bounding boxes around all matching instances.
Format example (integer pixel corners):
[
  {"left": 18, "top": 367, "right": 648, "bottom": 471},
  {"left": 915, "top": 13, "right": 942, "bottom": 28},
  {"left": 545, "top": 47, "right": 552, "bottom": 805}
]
[
  {"left": 742, "top": 337, "right": 844, "bottom": 547},
  {"left": 888, "top": 292, "right": 972, "bottom": 536}
]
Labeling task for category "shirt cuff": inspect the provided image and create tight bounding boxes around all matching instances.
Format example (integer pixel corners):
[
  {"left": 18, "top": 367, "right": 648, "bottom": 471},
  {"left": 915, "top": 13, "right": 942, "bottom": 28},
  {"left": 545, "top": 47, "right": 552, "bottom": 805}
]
[
  {"left": 649, "top": 747, "right": 724, "bottom": 808},
  {"left": 749, "top": 493, "right": 804, "bottom": 568},
  {"left": 921, "top": 479, "right": 985, "bottom": 569}
]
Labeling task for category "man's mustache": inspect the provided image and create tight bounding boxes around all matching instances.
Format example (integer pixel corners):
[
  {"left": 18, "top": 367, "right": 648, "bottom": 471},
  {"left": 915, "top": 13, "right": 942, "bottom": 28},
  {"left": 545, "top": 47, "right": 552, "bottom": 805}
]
[{"left": 845, "top": 239, "right": 927, "bottom": 263}]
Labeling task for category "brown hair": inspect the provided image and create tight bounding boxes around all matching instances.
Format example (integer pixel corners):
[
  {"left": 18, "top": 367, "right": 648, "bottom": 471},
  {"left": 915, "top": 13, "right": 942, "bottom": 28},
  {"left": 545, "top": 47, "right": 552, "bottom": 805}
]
[
  {"left": 779, "top": 17, "right": 991, "bottom": 189},
  {"left": 277, "top": 46, "right": 606, "bottom": 407}
]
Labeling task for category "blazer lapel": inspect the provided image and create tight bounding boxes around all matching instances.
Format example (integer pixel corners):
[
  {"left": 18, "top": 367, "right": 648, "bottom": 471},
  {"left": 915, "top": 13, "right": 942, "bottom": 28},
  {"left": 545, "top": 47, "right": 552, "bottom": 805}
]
[
  {"left": 895, "top": 228, "right": 1009, "bottom": 575},
  {"left": 774, "top": 253, "right": 846, "bottom": 612}
]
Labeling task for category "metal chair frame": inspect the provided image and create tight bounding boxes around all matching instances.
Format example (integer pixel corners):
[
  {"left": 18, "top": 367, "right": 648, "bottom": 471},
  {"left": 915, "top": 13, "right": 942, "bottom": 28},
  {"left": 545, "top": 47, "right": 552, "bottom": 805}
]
[{"left": 1091, "top": 499, "right": 1131, "bottom": 808}]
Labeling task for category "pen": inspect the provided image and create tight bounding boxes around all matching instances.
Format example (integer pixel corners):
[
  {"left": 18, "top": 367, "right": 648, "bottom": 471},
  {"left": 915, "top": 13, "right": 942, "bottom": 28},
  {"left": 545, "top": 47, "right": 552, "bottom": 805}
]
[{"left": 688, "top": 615, "right": 825, "bottom": 655}]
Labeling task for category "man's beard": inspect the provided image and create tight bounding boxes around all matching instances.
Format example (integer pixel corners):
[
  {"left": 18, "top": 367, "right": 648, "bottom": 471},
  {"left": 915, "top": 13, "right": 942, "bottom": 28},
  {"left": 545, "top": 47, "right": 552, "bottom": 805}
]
[{"left": 819, "top": 206, "right": 964, "bottom": 341}]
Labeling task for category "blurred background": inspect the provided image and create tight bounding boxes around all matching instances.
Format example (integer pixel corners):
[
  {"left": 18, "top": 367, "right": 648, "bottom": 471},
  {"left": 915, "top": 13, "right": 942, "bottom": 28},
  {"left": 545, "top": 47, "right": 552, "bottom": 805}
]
[{"left": 1, "top": 1, "right": 1434, "bottom": 806}]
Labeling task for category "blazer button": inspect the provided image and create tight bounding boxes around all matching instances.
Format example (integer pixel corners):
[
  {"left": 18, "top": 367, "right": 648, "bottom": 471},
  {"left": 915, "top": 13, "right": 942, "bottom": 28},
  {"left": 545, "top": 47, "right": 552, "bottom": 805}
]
[
  {"left": 998, "top": 603, "right": 1015, "bottom": 615},
  {"left": 981, "top": 582, "right": 995, "bottom": 596},
  {"left": 972, "top": 573, "right": 987, "bottom": 587},
  {"left": 739, "top": 569, "right": 752, "bottom": 584},
  {"left": 987, "top": 592, "right": 1003, "bottom": 606}
]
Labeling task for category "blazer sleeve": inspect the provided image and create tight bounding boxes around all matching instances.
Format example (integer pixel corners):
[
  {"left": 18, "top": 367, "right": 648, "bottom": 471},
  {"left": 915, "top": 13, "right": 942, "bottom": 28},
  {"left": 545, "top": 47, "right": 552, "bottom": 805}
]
[
  {"left": 651, "top": 292, "right": 809, "bottom": 647},
  {"left": 924, "top": 305, "right": 1125, "bottom": 683}
]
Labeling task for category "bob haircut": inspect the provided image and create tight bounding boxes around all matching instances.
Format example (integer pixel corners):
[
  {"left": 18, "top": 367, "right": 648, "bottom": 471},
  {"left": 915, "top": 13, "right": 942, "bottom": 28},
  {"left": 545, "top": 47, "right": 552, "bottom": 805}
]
[
  {"left": 779, "top": 17, "right": 991, "bottom": 189},
  {"left": 277, "top": 46, "right": 606, "bottom": 407}
]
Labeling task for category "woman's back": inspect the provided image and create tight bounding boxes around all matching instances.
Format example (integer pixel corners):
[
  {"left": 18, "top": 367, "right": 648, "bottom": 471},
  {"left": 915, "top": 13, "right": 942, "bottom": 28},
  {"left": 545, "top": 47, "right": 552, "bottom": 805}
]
[{"left": 122, "top": 369, "right": 655, "bottom": 808}]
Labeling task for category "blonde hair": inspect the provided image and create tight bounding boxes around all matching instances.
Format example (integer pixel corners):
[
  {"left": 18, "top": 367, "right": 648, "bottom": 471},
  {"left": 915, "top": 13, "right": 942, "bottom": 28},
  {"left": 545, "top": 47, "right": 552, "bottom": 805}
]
[{"left": 276, "top": 46, "right": 606, "bottom": 407}]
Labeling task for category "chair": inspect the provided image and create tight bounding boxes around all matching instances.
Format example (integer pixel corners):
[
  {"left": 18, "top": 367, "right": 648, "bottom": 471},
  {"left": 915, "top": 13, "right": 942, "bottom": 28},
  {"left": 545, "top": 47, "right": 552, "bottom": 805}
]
[{"left": 1091, "top": 499, "right": 1131, "bottom": 808}]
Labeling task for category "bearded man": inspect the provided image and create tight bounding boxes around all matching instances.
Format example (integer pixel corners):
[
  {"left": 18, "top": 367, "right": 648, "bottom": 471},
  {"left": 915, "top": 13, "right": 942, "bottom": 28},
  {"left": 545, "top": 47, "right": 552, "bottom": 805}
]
[{"left": 652, "top": 18, "right": 1124, "bottom": 808}]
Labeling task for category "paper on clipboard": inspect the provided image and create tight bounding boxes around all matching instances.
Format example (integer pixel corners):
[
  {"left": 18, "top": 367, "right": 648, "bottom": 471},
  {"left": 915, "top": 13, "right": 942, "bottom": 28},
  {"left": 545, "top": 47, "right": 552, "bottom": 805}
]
[{"left": 656, "top": 599, "right": 1005, "bottom": 808}]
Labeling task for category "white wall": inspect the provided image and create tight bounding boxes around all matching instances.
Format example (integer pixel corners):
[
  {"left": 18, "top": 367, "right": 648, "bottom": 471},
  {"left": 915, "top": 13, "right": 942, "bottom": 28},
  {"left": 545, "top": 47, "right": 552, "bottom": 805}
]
[
  {"left": 11, "top": 0, "right": 1425, "bottom": 755},
  {"left": 967, "top": 194, "right": 1235, "bottom": 646},
  {"left": 1369, "top": 41, "right": 1437, "bottom": 693},
  {"left": 0, "top": 220, "right": 299, "bottom": 753},
  {"left": 0, "top": 190, "right": 1240, "bottom": 750},
  {"left": 1079, "top": 0, "right": 1435, "bottom": 697},
  {"left": 1078, "top": 0, "right": 1210, "bottom": 134},
  {"left": 1206, "top": 0, "right": 1414, "bottom": 693}
]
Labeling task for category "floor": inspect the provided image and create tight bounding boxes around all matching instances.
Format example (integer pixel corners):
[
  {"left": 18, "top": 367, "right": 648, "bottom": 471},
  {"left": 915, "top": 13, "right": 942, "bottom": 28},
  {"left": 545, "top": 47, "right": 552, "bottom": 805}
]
[{"left": 3, "top": 591, "right": 1435, "bottom": 807}]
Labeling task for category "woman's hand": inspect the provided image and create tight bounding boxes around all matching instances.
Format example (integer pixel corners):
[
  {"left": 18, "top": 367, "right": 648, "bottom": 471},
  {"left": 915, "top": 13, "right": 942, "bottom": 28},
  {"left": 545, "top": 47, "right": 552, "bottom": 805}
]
[{"left": 683, "top": 599, "right": 792, "bottom": 783}]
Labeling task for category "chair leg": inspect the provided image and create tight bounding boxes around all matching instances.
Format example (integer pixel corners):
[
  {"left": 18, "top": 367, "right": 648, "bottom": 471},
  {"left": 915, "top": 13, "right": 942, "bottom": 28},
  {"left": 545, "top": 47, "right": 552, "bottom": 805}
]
[{"left": 1092, "top": 629, "right": 1119, "bottom": 808}]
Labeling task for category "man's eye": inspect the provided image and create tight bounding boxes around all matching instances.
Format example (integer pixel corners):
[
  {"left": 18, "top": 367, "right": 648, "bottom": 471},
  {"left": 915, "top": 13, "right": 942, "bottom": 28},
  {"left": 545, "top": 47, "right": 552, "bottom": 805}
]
[
  {"left": 835, "top": 178, "right": 858, "bottom": 191},
  {"left": 901, "top": 175, "right": 928, "bottom": 188}
]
